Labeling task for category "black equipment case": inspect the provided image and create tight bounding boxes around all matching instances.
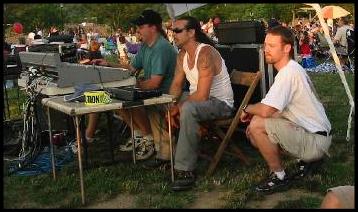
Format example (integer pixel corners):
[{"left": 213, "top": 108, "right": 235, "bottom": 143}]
[{"left": 215, "top": 21, "right": 266, "bottom": 44}]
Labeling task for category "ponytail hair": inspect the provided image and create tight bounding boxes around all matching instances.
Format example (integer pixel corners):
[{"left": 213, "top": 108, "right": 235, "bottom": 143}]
[{"left": 177, "top": 16, "right": 216, "bottom": 47}]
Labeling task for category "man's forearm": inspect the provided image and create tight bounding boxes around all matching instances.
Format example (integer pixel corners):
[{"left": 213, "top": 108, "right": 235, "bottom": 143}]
[
  {"left": 245, "top": 103, "right": 276, "bottom": 118},
  {"left": 107, "top": 61, "right": 136, "bottom": 73},
  {"left": 137, "top": 79, "right": 160, "bottom": 90},
  {"left": 185, "top": 92, "right": 208, "bottom": 102},
  {"left": 169, "top": 85, "right": 183, "bottom": 102}
]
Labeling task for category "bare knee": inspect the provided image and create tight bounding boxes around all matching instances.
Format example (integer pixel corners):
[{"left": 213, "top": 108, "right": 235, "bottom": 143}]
[
  {"left": 247, "top": 116, "right": 267, "bottom": 146},
  {"left": 248, "top": 116, "right": 266, "bottom": 135},
  {"left": 247, "top": 116, "right": 262, "bottom": 146}
]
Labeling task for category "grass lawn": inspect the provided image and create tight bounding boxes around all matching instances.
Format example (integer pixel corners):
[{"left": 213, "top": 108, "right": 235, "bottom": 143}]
[{"left": 3, "top": 72, "right": 355, "bottom": 208}]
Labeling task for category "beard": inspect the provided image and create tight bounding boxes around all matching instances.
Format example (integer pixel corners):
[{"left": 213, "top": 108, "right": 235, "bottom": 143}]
[
  {"left": 265, "top": 56, "right": 275, "bottom": 64},
  {"left": 174, "top": 39, "right": 183, "bottom": 48}
]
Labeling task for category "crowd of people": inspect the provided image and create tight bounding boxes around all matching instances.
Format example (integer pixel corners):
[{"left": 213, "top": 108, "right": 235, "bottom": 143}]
[
  {"left": 290, "top": 16, "right": 354, "bottom": 70},
  {"left": 4, "top": 9, "right": 354, "bottom": 208}
]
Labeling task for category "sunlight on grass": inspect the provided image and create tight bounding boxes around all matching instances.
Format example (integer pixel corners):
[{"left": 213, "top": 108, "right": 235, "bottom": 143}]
[{"left": 3, "top": 73, "right": 355, "bottom": 208}]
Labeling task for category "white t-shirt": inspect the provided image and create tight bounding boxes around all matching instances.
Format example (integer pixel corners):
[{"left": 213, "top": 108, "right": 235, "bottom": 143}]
[{"left": 261, "top": 60, "right": 331, "bottom": 133}]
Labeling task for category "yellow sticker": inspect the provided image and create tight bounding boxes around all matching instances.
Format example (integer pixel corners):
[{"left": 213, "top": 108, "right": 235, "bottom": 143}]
[{"left": 84, "top": 91, "right": 112, "bottom": 106}]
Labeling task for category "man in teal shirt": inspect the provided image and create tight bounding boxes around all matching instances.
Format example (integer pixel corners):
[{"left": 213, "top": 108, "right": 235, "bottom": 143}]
[
  {"left": 130, "top": 28, "right": 176, "bottom": 93},
  {"left": 88, "top": 9, "right": 177, "bottom": 161}
]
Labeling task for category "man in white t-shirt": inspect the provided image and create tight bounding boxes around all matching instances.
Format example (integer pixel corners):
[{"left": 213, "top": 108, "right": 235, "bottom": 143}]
[{"left": 240, "top": 26, "right": 332, "bottom": 193}]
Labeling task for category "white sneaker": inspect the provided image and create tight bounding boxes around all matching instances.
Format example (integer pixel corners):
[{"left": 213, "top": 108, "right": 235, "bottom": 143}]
[
  {"left": 119, "top": 136, "right": 143, "bottom": 152},
  {"left": 135, "top": 137, "right": 155, "bottom": 160},
  {"left": 70, "top": 142, "right": 78, "bottom": 154}
]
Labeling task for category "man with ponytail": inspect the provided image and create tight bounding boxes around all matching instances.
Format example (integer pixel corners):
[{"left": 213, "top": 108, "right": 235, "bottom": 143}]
[{"left": 167, "top": 16, "right": 234, "bottom": 191}]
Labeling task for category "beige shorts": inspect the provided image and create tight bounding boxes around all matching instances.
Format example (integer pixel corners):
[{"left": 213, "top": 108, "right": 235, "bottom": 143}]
[
  {"left": 328, "top": 186, "right": 355, "bottom": 209},
  {"left": 146, "top": 105, "right": 171, "bottom": 160},
  {"left": 265, "top": 117, "right": 332, "bottom": 162}
]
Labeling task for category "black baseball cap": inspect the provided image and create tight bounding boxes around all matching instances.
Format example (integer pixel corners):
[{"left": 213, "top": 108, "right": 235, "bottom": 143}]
[{"left": 131, "top": 9, "right": 162, "bottom": 26}]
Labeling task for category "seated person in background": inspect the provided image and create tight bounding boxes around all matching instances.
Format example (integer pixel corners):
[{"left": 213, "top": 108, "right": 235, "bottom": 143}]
[
  {"left": 320, "top": 185, "right": 354, "bottom": 209},
  {"left": 118, "top": 33, "right": 142, "bottom": 55},
  {"left": 49, "top": 27, "right": 59, "bottom": 37},
  {"left": 333, "top": 16, "right": 353, "bottom": 55},
  {"left": 240, "top": 26, "right": 332, "bottom": 194},
  {"left": 299, "top": 31, "right": 312, "bottom": 57},
  {"left": 298, "top": 31, "right": 316, "bottom": 68},
  {"left": 166, "top": 16, "right": 234, "bottom": 191},
  {"left": 89, "top": 39, "right": 102, "bottom": 60},
  {"left": 78, "top": 39, "right": 102, "bottom": 64},
  {"left": 333, "top": 16, "right": 353, "bottom": 69},
  {"left": 87, "top": 9, "right": 177, "bottom": 161}
]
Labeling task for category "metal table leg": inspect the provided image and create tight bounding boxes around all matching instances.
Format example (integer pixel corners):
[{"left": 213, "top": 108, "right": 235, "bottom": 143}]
[
  {"left": 75, "top": 116, "right": 85, "bottom": 205},
  {"left": 167, "top": 104, "right": 174, "bottom": 182},
  {"left": 47, "top": 107, "right": 56, "bottom": 180},
  {"left": 130, "top": 109, "right": 136, "bottom": 164},
  {"left": 106, "top": 112, "right": 115, "bottom": 163},
  {"left": 80, "top": 117, "right": 89, "bottom": 168}
]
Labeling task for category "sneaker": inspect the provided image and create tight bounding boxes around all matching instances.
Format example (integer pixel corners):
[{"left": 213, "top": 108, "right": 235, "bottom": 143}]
[
  {"left": 135, "top": 138, "right": 155, "bottom": 160},
  {"left": 119, "top": 136, "right": 143, "bottom": 152},
  {"left": 142, "top": 158, "right": 170, "bottom": 170},
  {"left": 293, "top": 159, "right": 324, "bottom": 179},
  {"left": 69, "top": 141, "right": 78, "bottom": 154},
  {"left": 171, "top": 170, "right": 196, "bottom": 191},
  {"left": 255, "top": 172, "right": 290, "bottom": 193}
]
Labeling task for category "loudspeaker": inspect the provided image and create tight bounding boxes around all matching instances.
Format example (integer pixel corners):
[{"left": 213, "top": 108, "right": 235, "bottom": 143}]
[
  {"left": 218, "top": 45, "right": 267, "bottom": 109},
  {"left": 215, "top": 21, "right": 266, "bottom": 44}
]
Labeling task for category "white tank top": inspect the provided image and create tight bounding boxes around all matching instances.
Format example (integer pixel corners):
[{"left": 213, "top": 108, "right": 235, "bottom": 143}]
[{"left": 183, "top": 43, "right": 234, "bottom": 108}]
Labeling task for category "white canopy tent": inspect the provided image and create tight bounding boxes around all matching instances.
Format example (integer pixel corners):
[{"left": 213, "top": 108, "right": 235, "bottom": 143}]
[{"left": 165, "top": 3, "right": 206, "bottom": 19}]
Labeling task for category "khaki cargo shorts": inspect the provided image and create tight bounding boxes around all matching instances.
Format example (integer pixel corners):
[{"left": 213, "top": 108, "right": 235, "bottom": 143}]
[
  {"left": 145, "top": 92, "right": 189, "bottom": 160},
  {"left": 265, "top": 117, "right": 332, "bottom": 162},
  {"left": 146, "top": 105, "right": 172, "bottom": 160}
]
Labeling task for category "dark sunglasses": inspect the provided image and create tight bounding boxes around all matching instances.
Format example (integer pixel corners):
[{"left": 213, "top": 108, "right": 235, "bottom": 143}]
[{"left": 172, "top": 27, "right": 187, "bottom": 33}]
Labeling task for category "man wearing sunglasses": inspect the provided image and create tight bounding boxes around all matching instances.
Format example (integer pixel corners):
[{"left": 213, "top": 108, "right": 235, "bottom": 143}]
[
  {"left": 88, "top": 9, "right": 177, "bottom": 161},
  {"left": 167, "top": 16, "right": 234, "bottom": 191}
]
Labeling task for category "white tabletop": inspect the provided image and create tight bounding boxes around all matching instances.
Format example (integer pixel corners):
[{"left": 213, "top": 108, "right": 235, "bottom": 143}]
[{"left": 41, "top": 94, "right": 175, "bottom": 116}]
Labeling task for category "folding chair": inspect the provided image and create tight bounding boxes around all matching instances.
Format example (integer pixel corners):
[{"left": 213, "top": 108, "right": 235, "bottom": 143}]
[{"left": 205, "top": 70, "right": 262, "bottom": 176}]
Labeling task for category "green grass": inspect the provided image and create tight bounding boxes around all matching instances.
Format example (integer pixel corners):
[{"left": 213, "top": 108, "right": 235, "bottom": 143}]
[
  {"left": 274, "top": 196, "right": 323, "bottom": 209},
  {"left": 3, "top": 73, "right": 355, "bottom": 208}
]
